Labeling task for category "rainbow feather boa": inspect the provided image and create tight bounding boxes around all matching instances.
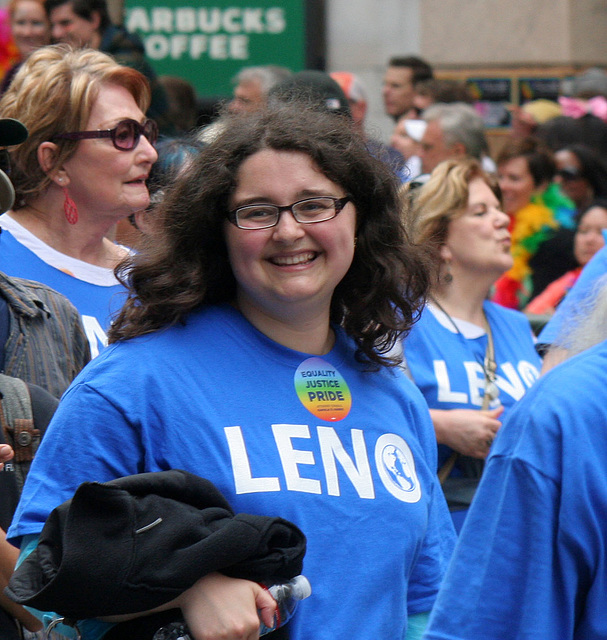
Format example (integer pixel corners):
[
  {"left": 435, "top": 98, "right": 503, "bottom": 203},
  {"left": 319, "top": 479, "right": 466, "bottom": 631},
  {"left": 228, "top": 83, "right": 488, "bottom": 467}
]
[{"left": 493, "top": 184, "right": 575, "bottom": 309}]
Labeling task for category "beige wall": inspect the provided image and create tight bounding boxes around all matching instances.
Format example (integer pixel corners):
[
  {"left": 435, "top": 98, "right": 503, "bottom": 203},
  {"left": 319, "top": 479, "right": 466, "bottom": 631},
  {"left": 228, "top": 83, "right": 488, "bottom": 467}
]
[
  {"left": 421, "top": 0, "right": 607, "bottom": 66},
  {"left": 328, "top": 0, "right": 607, "bottom": 142},
  {"left": 418, "top": 0, "right": 607, "bottom": 155},
  {"left": 327, "top": 0, "right": 422, "bottom": 143},
  {"left": 570, "top": 0, "right": 607, "bottom": 63}
]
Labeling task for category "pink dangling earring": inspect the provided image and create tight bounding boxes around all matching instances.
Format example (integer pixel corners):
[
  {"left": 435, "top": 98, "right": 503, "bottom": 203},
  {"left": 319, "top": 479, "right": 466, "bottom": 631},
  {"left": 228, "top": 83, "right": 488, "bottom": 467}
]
[{"left": 62, "top": 186, "right": 78, "bottom": 225}]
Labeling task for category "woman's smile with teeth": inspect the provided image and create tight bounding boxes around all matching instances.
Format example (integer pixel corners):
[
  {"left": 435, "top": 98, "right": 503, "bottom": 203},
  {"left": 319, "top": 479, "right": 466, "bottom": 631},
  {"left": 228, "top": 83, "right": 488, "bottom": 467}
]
[{"left": 271, "top": 251, "right": 317, "bottom": 266}]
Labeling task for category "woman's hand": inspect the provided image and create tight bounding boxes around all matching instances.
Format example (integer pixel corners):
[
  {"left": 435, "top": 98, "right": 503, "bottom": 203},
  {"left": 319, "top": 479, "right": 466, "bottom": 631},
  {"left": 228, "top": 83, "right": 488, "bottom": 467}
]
[
  {"left": 0, "top": 445, "right": 13, "bottom": 471},
  {"left": 103, "top": 572, "right": 277, "bottom": 638},
  {"left": 0, "top": 528, "right": 43, "bottom": 632},
  {"left": 431, "top": 407, "right": 504, "bottom": 459},
  {"left": 177, "top": 572, "right": 277, "bottom": 640}
]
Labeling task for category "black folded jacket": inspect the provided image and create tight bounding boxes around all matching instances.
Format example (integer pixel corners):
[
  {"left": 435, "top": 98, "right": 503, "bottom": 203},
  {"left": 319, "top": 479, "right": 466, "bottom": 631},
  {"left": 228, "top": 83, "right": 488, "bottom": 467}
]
[{"left": 6, "top": 469, "right": 306, "bottom": 619}]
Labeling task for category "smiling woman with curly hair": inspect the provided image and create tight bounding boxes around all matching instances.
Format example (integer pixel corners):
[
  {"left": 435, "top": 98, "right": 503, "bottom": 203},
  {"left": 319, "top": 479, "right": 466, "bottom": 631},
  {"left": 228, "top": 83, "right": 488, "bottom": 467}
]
[{"left": 8, "top": 100, "right": 455, "bottom": 640}]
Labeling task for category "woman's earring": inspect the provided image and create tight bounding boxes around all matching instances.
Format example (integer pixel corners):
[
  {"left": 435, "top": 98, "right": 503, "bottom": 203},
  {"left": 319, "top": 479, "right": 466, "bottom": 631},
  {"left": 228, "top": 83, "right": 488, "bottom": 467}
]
[
  {"left": 443, "top": 261, "right": 453, "bottom": 284},
  {"left": 353, "top": 236, "right": 358, "bottom": 248},
  {"left": 62, "top": 186, "right": 78, "bottom": 225}
]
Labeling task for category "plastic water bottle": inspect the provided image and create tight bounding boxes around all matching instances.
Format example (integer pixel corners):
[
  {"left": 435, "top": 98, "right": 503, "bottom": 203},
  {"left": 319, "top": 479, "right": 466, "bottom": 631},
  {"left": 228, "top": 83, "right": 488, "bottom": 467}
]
[
  {"left": 258, "top": 574, "right": 311, "bottom": 635},
  {"left": 152, "top": 575, "right": 312, "bottom": 640}
]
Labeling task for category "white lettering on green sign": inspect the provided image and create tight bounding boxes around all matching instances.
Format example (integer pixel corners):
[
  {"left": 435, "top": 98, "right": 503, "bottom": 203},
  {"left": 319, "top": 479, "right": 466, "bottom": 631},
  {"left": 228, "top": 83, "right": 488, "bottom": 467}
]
[
  {"left": 124, "top": 2, "right": 303, "bottom": 96},
  {"left": 128, "top": 7, "right": 286, "bottom": 60}
]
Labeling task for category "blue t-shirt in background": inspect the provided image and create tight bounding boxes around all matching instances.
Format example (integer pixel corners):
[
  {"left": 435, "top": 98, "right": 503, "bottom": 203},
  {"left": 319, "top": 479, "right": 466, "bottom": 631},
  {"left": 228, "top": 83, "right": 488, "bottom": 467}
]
[
  {"left": 0, "top": 229, "right": 127, "bottom": 357},
  {"left": 423, "top": 338, "right": 607, "bottom": 640},
  {"left": 405, "top": 300, "right": 541, "bottom": 471}
]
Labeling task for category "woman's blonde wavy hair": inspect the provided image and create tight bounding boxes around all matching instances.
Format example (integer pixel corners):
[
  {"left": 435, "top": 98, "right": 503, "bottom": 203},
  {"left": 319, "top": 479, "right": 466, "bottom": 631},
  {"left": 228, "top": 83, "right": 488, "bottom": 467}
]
[{"left": 405, "top": 158, "right": 500, "bottom": 278}]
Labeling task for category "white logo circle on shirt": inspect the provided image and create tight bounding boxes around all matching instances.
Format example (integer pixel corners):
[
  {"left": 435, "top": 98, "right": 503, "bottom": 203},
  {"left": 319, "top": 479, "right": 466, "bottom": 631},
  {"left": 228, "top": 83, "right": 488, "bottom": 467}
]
[{"left": 375, "top": 433, "right": 421, "bottom": 503}]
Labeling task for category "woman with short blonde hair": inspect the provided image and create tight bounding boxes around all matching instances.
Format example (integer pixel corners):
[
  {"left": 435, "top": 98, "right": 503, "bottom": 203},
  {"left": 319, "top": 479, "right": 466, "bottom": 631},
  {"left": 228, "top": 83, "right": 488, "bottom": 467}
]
[
  {"left": 2, "top": 45, "right": 150, "bottom": 204},
  {"left": 0, "top": 45, "right": 157, "bottom": 357},
  {"left": 403, "top": 158, "right": 541, "bottom": 531}
]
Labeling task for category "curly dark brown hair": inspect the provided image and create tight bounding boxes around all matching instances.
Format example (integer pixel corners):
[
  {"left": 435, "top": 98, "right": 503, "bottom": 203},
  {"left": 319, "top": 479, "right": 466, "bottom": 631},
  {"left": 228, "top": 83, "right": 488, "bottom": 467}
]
[{"left": 109, "top": 102, "right": 431, "bottom": 368}]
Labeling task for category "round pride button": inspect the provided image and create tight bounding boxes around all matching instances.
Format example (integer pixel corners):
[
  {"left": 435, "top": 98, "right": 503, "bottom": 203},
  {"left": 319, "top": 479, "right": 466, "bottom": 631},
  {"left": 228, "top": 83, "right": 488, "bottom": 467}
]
[{"left": 294, "top": 357, "right": 352, "bottom": 421}]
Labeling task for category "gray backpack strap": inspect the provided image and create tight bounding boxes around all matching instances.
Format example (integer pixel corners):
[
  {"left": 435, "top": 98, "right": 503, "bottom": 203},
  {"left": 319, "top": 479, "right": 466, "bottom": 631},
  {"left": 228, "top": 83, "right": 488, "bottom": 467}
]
[{"left": 0, "top": 374, "right": 36, "bottom": 493}]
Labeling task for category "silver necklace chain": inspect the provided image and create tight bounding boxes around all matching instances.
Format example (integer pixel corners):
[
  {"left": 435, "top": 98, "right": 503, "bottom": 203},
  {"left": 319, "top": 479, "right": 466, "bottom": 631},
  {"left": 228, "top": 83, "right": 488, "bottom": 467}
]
[{"left": 430, "top": 297, "right": 500, "bottom": 404}]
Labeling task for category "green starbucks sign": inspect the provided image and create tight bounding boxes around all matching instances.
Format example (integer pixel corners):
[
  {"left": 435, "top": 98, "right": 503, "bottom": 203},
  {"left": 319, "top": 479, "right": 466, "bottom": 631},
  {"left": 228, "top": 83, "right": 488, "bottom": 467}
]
[{"left": 124, "top": 1, "right": 307, "bottom": 97}]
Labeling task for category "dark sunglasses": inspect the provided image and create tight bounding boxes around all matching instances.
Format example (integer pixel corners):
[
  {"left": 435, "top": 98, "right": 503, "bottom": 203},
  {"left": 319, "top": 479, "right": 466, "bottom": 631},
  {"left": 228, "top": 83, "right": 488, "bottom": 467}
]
[
  {"left": 557, "top": 167, "right": 583, "bottom": 181},
  {"left": 52, "top": 118, "right": 158, "bottom": 151}
]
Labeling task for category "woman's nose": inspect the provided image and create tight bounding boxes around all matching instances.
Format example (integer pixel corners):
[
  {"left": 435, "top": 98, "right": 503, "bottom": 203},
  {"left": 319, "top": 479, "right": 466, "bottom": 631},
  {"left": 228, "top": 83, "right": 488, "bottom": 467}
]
[
  {"left": 494, "top": 208, "right": 510, "bottom": 227},
  {"left": 138, "top": 135, "right": 159, "bottom": 163},
  {"left": 272, "top": 209, "right": 305, "bottom": 242}
]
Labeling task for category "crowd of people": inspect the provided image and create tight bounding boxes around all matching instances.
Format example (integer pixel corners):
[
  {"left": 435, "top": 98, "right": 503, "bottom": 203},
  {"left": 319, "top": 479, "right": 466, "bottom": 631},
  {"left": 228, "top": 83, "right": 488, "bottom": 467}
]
[{"left": 0, "top": 2, "right": 604, "bottom": 640}]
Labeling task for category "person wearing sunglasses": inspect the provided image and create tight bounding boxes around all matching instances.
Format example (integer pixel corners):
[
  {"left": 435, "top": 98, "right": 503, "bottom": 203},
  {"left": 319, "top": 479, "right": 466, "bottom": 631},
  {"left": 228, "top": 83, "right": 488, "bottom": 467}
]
[
  {"left": 553, "top": 143, "right": 607, "bottom": 214},
  {"left": 6, "top": 101, "right": 455, "bottom": 640},
  {"left": 0, "top": 44, "right": 157, "bottom": 358}
]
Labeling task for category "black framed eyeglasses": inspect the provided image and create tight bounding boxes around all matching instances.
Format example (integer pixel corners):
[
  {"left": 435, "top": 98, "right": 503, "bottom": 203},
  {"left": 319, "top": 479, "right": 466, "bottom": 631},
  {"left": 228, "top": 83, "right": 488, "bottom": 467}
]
[
  {"left": 227, "top": 196, "right": 351, "bottom": 230},
  {"left": 52, "top": 118, "right": 158, "bottom": 151}
]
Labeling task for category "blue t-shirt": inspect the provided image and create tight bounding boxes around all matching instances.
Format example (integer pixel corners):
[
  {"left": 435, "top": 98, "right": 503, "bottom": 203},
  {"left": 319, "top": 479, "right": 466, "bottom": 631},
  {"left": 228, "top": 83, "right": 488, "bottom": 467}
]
[
  {"left": 404, "top": 301, "right": 541, "bottom": 470},
  {"left": 0, "top": 228, "right": 127, "bottom": 357},
  {"left": 538, "top": 234, "right": 607, "bottom": 348},
  {"left": 423, "top": 338, "right": 607, "bottom": 640},
  {"left": 10, "top": 304, "right": 456, "bottom": 640}
]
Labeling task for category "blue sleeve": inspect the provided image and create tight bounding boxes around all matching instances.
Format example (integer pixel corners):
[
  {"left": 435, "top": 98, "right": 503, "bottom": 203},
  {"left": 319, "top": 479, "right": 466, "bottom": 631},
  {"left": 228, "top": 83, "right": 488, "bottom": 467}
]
[
  {"left": 406, "top": 395, "right": 456, "bottom": 615},
  {"left": 422, "top": 454, "right": 569, "bottom": 639},
  {"left": 538, "top": 244, "right": 607, "bottom": 346},
  {"left": 8, "top": 379, "right": 143, "bottom": 542},
  {"left": 407, "top": 474, "right": 455, "bottom": 616}
]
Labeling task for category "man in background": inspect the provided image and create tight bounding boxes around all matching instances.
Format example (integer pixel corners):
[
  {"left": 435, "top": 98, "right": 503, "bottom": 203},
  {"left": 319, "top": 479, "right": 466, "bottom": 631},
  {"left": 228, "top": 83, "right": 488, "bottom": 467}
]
[
  {"left": 419, "top": 102, "right": 491, "bottom": 176},
  {"left": 229, "top": 65, "right": 292, "bottom": 114},
  {"left": 198, "top": 65, "right": 293, "bottom": 143},
  {"left": 44, "top": 0, "right": 171, "bottom": 132},
  {"left": 382, "top": 55, "right": 433, "bottom": 121}
]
